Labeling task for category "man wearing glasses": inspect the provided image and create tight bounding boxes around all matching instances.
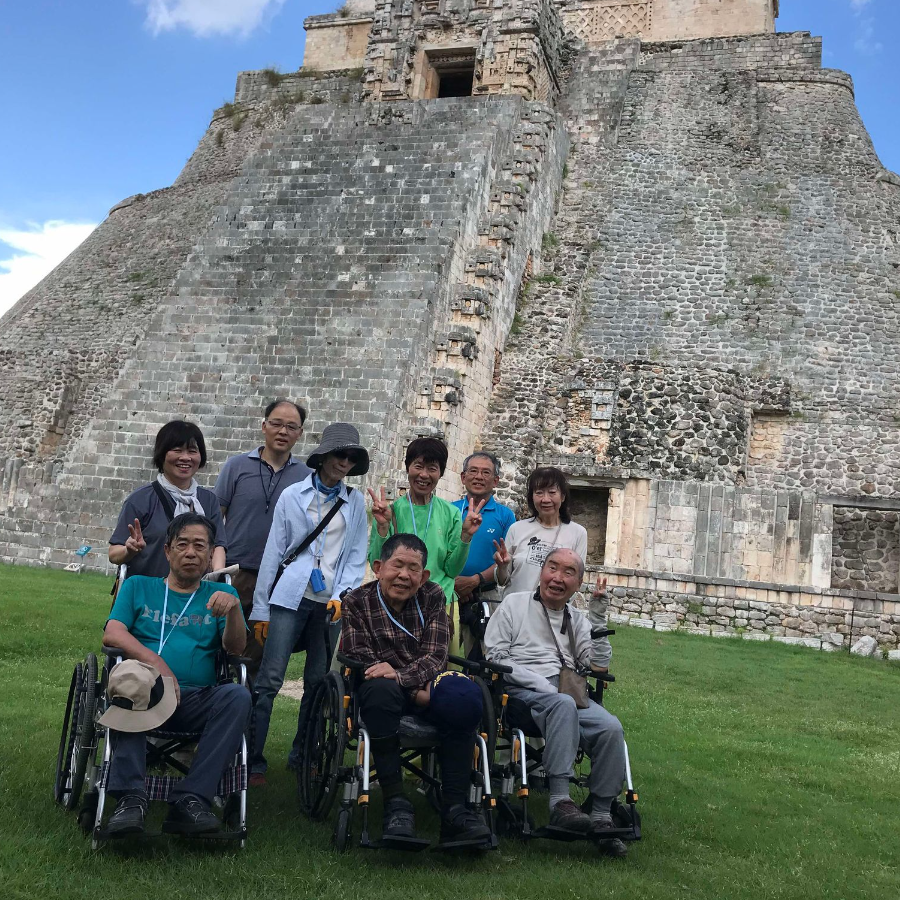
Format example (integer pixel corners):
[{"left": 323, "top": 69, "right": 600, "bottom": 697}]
[
  {"left": 215, "top": 399, "right": 311, "bottom": 676},
  {"left": 249, "top": 422, "right": 371, "bottom": 786}
]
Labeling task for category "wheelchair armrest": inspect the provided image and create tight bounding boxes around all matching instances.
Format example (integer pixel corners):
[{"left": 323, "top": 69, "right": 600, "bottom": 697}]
[
  {"left": 591, "top": 628, "right": 616, "bottom": 639},
  {"left": 336, "top": 653, "right": 368, "bottom": 670},
  {"left": 226, "top": 654, "right": 253, "bottom": 668},
  {"left": 448, "top": 654, "right": 513, "bottom": 676},
  {"left": 102, "top": 647, "right": 126, "bottom": 662},
  {"left": 589, "top": 671, "right": 615, "bottom": 684}
]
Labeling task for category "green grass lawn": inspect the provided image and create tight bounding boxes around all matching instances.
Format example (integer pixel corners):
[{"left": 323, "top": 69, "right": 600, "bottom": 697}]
[{"left": 1, "top": 563, "right": 898, "bottom": 900}]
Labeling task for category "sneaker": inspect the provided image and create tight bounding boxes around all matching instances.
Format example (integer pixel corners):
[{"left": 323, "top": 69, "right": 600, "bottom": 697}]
[
  {"left": 105, "top": 794, "right": 147, "bottom": 837},
  {"left": 590, "top": 814, "right": 628, "bottom": 857},
  {"left": 439, "top": 804, "right": 491, "bottom": 844},
  {"left": 249, "top": 772, "right": 267, "bottom": 787},
  {"left": 549, "top": 798, "right": 591, "bottom": 832},
  {"left": 163, "top": 795, "right": 221, "bottom": 835},
  {"left": 382, "top": 795, "right": 416, "bottom": 839}
]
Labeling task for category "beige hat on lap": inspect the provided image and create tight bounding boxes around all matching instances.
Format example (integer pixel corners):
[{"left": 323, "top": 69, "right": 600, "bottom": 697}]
[{"left": 97, "top": 659, "right": 177, "bottom": 733}]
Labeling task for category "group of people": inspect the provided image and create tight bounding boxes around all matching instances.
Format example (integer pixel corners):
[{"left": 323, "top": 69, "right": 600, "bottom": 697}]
[{"left": 99, "top": 401, "right": 628, "bottom": 855}]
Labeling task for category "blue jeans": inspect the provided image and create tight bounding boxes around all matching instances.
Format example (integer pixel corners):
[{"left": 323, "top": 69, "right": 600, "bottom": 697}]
[{"left": 251, "top": 599, "right": 330, "bottom": 774}]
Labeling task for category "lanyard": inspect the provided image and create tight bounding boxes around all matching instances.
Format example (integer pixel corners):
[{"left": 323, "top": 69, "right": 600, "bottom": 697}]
[
  {"left": 258, "top": 455, "right": 288, "bottom": 514},
  {"left": 159, "top": 581, "right": 197, "bottom": 654},
  {"left": 376, "top": 583, "right": 424, "bottom": 642},
  {"left": 406, "top": 492, "right": 434, "bottom": 541}
]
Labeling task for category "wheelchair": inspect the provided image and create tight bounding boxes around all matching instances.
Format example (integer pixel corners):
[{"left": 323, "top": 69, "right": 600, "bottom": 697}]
[
  {"left": 466, "top": 629, "right": 641, "bottom": 853},
  {"left": 297, "top": 651, "right": 503, "bottom": 853},
  {"left": 53, "top": 566, "right": 251, "bottom": 849}
]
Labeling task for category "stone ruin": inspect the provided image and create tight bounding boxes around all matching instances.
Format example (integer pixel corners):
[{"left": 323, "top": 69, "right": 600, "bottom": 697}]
[{"left": 2, "top": 0, "right": 900, "bottom": 654}]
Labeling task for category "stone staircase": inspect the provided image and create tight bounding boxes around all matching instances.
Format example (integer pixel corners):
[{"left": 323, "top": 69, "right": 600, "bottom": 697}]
[{"left": 0, "top": 97, "right": 529, "bottom": 567}]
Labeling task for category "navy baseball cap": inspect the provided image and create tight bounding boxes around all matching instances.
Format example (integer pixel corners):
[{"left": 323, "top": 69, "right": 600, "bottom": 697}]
[{"left": 429, "top": 670, "right": 483, "bottom": 731}]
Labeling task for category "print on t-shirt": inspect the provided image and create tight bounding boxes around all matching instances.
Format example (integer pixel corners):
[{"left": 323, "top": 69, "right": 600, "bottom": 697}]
[{"left": 525, "top": 535, "right": 557, "bottom": 568}]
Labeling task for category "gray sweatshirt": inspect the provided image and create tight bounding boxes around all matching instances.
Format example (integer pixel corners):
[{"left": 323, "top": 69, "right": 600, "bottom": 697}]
[{"left": 485, "top": 590, "right": 611, "bottom": 693}]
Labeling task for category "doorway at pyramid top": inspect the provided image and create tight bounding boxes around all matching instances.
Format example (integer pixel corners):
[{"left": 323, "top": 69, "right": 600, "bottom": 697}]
[
  {"left": 329, "top": 0, "right": 567, "bottom": 103},
  {"left": 414, "top": 49, "right": 477, "bottom": 100}
]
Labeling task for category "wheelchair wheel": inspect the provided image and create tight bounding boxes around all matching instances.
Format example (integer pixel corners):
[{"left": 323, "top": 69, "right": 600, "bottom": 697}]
[
  {"left": 298, "top": 671, "right": 346, "bottom": 821},
  {"left": 496, "top": 797, "right": 534, "bottom": 839},
  {"left": 333, "top": 807, "right": 353, "bottom": 852},
  {"left": 77, "top": 791, "right": 99, "bottom": 834},
  {"left": 54, "top": 656, "right": 97, "bottom": 810}
]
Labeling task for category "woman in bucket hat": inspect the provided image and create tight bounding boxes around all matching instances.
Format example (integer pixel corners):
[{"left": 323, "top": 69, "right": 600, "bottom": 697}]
[{"left": 248, "top": 423, "right": 370, "bottom": 785}]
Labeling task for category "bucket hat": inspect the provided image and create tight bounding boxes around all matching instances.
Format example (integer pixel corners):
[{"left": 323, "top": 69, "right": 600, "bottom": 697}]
[
  {"left": 97, "top": 659, "right": 177, "bottom": 733},
  {"left": 306, "top": 423, "right": 370, "bottom": 476}
]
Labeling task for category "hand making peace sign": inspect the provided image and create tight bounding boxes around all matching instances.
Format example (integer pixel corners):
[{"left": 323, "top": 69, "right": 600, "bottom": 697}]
[
  {"left": 124, "top": 518, "right": 146, "bottom": 559},
  {"left": 592, "top": 574, "right": 608, "bottom": 599},
  {"left": 367, "top": 486, "right": 392, "bottom": 536},
  {"left": 461, "top": 496, "right": 487, "bottom": 540}
]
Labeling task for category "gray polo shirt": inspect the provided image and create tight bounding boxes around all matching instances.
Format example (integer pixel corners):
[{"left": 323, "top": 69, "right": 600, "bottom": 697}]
[{"left": 215, "top": 448, "right": 312, "bottom": 570}]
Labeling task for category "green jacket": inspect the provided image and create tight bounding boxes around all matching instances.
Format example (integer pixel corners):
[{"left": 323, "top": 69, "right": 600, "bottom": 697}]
[{"left": 368, "top": 495, "right": 470, "bottom": 606}]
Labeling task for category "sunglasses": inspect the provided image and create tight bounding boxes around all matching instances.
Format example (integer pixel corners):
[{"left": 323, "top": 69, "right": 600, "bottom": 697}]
[{"left": 331, "top": 450, "right": 361, "bottom": 463}]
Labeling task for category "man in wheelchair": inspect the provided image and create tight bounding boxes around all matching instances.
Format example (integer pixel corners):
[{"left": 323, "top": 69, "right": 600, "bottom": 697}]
[
  {"left": 484, "top": 548, "right": 629, "bottom": 856},
  {"left": 100, "top": 512, "right": 251, "bottom": 837},
  {"left": 341, "top": 533, "right": 491, "bottom": 845}
]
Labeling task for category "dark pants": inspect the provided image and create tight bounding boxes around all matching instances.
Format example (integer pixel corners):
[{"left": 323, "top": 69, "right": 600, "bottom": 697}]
[
  {"left": 357, "top": 678, "right": 478, "bottom": 808},
  {"left": 108, "top": 683, "right": 252, "bottom": 805},
  {"left": 231, "top": 568, "right": 264, "bottom": 679},
  {"left": 252, "top": 599, "right": 330, "bottom": 774}
]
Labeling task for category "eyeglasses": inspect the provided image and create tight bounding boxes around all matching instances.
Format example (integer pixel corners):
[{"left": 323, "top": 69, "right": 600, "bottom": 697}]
[
  {"left": 332, "top": 450, "right": 360, "bottom": 462},
  {"left": 266, "top": 420, "right": 302, "bottom": 434}
]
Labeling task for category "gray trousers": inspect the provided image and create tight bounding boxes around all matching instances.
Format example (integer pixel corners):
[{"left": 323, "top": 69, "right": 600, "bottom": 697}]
[{"left": 507, "top": 683, "right": 626, "bottom": 806}]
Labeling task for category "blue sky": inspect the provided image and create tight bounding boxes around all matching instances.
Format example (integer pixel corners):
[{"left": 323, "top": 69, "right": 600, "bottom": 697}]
[{"left": 0, "top": 0, "right": 897, "bottom": 314}]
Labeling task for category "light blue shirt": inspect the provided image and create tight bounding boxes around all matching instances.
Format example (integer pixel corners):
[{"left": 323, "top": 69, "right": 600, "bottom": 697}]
[
  {"left": 250, "top": 475, "right": 368, "bottom": 622},
  {"left": 452, "top": 495, "right": 516, "bottom": 581}
]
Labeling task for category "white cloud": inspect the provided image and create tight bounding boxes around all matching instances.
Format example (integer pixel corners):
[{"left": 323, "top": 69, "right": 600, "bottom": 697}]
[
  {"left": 0, "top": 221, "right": 97, "bottom": 318},
  {"left": 138, "top": 0, "right": 287, "bottom": 37},
  {"left": 850, "top": 0, "right": 872, "bottom": 11},
  {"left": 854, "top": 16, "right": 884, "bottom": 55}
]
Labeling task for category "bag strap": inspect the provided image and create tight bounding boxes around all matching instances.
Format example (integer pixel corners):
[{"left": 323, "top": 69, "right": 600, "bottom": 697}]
[
  {"left": 267, "top": 487, "right": 354, "bottom": 601},
  {"left": 151, "top": 481, "right": 178, "bottom": 522},
  {"left": 536, "top": 593, "right": 568, "bottom": 670},
  {"left": 281, "top": 489, "right": 350, "bottom": 569}
]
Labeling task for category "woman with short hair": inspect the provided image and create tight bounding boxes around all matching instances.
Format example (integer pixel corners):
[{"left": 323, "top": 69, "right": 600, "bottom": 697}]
[
  {"left": 368, "top": 437, "right": 484, "bottom": 611},
  {"left": 493, "top": 466, "right": 587, "bottom": 596},
  {"left": 109, "top": 420, "right": 227, "bottom": 578}
]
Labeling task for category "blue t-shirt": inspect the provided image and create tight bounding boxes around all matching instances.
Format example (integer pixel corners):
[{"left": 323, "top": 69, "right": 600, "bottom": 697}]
[
  {"left": 451, "top": 496, "right": 517, "bottom": 582},
  {"left": 109, "top": 576, "right": 244, "bottom": 689}
]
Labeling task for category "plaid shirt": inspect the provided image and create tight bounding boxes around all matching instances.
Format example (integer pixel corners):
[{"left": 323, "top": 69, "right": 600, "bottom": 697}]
[{"left": 341, "top": 580, "right": 450, "bottom": 693}]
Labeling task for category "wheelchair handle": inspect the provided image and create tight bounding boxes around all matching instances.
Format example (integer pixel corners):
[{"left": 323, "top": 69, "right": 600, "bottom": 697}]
[
  {"left": 336, "top": 652, "right": 368, "bottom": 670},
  {"left": 448, "top": 654, "right": 513, "bottom": 675},
  {"left": 591, "top": 628, "right": 615, "bottom": 639},
  {"left": 591, "top": 672, "right": 615, "bottom": 683}
]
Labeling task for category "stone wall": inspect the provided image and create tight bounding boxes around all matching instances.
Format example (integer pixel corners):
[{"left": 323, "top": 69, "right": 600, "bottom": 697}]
[
  {"left": 597, "top": 564, "right": 900, "bottom": 653},
  {"left": 831, "top": 508, "right": 900, "bottom": 594},
  {"left": 0, "top": 96, "right": 305, "bottom": 489},
  {"left": 556, "top": 0, "right": 776, "bottom": 45},
  {"left": 303, "top": 12, "right": 373, "bottom": 71}
]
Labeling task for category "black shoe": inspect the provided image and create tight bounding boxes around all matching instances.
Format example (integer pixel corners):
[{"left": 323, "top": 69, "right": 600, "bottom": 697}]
[
  {"left": 163, "top": 795, "right": 221, "bottom": 835},
  {"left": 590, "top": 815, "right": 629, "bottom": 857},
  {"left": 549, "top": 798, "right": 591, "bottom": 832},
  {"left": 382, "top": 795, "right": 416, "bottom": 839},
  {"left": 105, "top": 794, "right": 147, "bottom": 837},
  {"left": 439, "top": 804, "right": 491, "bottom": 844}
]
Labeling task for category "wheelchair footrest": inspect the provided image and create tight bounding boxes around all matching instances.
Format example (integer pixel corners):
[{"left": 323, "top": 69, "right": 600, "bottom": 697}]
[
  {"left": 533, "top": 825, "right": 592, "bottom": 842},
  {"left": 366, "top": 835, "right": 432, "bottom": 852},
  {"left": 432, "top": 835, "right": 498, "bottom": 853}
]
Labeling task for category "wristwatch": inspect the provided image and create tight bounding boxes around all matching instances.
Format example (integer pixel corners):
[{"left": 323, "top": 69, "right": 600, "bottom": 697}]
[{"left": 477, "top": 572, "right": 486, "bottom": 587}]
